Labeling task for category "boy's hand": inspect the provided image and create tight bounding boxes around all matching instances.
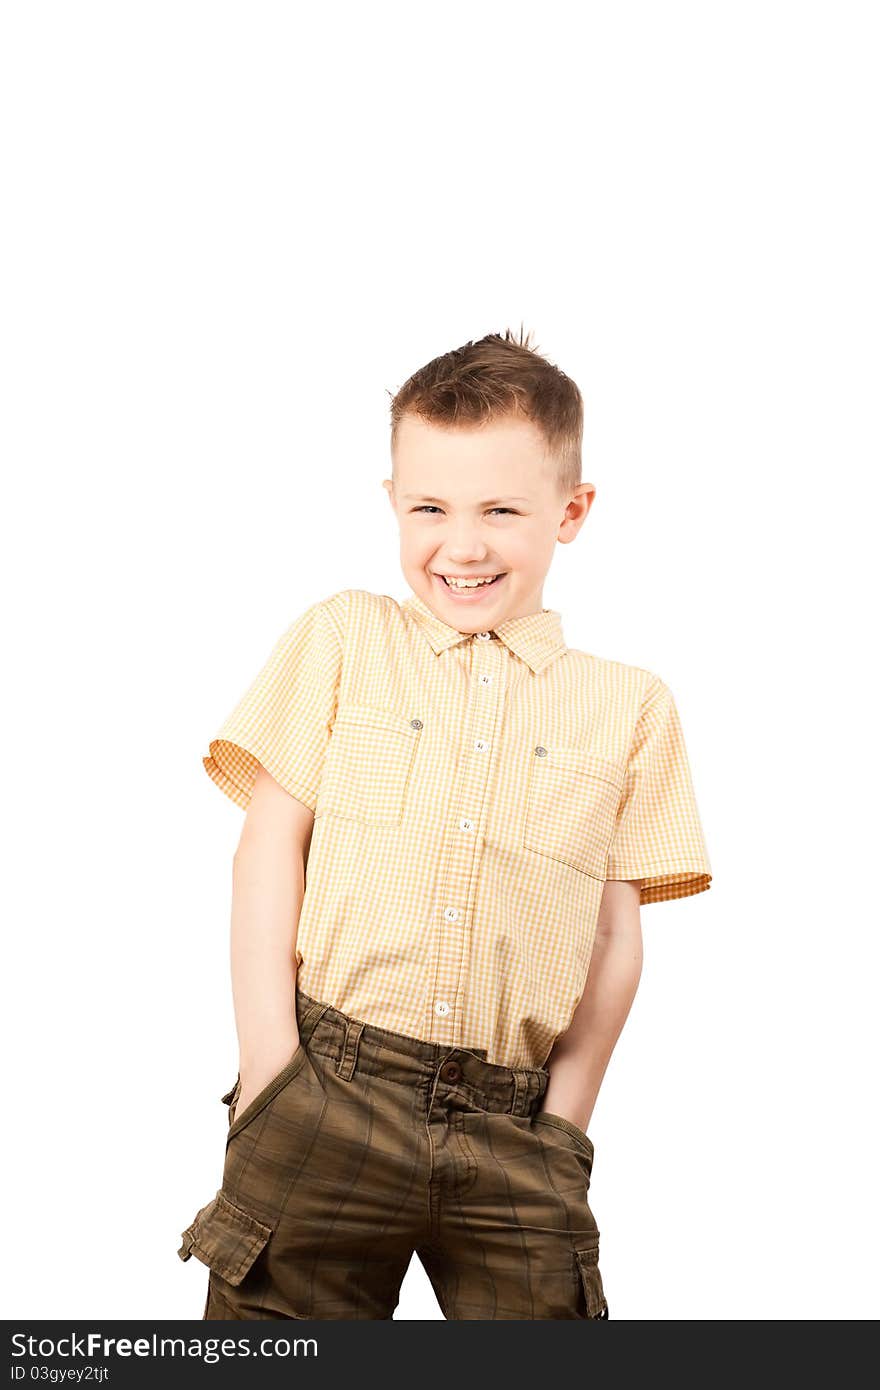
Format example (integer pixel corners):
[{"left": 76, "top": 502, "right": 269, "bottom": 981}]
[{"left": 235, "top": 1034, "right": 301, "bottom": 1118}]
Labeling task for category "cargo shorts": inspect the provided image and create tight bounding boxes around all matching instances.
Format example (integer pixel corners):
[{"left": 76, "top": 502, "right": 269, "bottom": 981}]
[{"left": 178, "top": 986, "right": 609, "bottom": 1320}]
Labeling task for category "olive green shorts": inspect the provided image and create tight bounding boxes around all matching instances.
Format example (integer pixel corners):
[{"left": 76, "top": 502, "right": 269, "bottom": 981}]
[{"left": 178, "top": 987, "right": 609, "bottom": 1320}]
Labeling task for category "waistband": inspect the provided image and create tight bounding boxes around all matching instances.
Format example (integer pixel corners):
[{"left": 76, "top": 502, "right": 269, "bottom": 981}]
[{"left": 294, "top": 986, "right": 550, "bottom": 1118}]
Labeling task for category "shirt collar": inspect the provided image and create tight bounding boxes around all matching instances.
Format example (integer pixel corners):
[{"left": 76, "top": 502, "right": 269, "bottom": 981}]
[{"left": 401, "top": 589, "right": 567, "bottom": 675}]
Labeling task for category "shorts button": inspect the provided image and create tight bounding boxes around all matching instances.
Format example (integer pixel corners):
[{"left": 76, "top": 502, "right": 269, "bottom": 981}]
[{"left": 440, "top": 1060, "right": 462, "bottom": 1083}]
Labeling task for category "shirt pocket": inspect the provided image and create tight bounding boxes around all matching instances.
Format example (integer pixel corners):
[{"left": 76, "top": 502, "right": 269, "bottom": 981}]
[
  {"left": 316, "top": 703, "right": 424, "bottom": 826},
  {"left": 522, "top": 744, "right": 624, "bottom": 879}
]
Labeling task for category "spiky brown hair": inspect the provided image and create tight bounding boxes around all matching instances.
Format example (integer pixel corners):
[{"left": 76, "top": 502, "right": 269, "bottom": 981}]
[{"left": 388, "top": 324, "right": 583, "bottom": 499}]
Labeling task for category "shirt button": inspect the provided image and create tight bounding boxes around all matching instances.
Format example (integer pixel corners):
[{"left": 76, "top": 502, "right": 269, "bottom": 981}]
[
  {"left": 479, "top": 674, "right": 492, "bottom": 685},
  {"left": 475, "top": 631, "right": 491, "bottom": 641},
  {"left": 474, "top": 738, "right": 489, "bottom": 752},
  {"left": 435, "top": 1000, "right": 451, "bottom": 1016},
  {"left": 459, "top": 818, "right": 473, "bottom": 832},
  {"left": 535, "top": 745, "right": 548, "bottom": 757},
  {"left": 443, "top": 907, "right": 459, "bottom": 921},
  {"left": 410, "top": 718, "right": 423, "bottom": 729}
]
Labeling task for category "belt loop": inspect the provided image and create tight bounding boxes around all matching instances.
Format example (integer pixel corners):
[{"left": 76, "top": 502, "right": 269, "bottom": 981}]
[
  {"left": 511, "top": 1068, "right": 530, "bottom": 1116},
  {"left": 336, "top": 1016, "right": 365, "bottom": 1082}
]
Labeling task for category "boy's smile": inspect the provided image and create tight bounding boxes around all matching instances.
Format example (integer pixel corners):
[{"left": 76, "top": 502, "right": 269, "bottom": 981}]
[
  {"left": 385, "top": 412, "right": 594, "bottom": 632},
  {"left": 431, "top": 569, "right": 508, "bottom": 606}
]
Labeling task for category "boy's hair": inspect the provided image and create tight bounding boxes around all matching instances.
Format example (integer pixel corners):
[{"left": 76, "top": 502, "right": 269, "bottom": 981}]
[{"left": 388, "top": 325, "right": 583, "bottom": 500}]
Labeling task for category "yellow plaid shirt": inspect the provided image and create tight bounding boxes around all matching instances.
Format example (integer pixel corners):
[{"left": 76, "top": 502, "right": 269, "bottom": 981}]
[{"left": 204, "top": 587, "right": 712, "bottom": 1069}]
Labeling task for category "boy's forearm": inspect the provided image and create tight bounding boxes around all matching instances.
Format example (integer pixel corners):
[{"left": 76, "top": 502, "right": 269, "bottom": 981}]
[
  {"left": 230, "top": 837, "right": 305, "bottom": 1075},
  {"left": 540, "top": 887, "right": 643, "bottom": 1133}
]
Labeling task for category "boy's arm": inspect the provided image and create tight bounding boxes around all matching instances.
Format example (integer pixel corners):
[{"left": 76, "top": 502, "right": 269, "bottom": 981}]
[
  {"left": 230, "top": 766, "right": 314, "bottom": 1105},
  {"left": 539, "top": 879, "right": 643, "bottom": 1133}
]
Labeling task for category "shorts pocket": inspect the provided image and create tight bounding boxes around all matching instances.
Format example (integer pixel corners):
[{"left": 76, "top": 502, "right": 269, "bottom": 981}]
[
  {"left": 177, "top": 1190, "right": 272, "bottom": 1286},
  {"left": 575, "top": 1243, "right": 609, "bottom": 1319},
  {"left": 223, "top": 1041, "right": 310, "bottom": 1143},
  {"left": 316, "top": 704, "right": 423, "bottom": 826},
  {"left": 523, "top": 745, "right": 624, "bottom": 879},
  {"left": 533, "top": 1110, "right": 595, "bottom": 1165}
]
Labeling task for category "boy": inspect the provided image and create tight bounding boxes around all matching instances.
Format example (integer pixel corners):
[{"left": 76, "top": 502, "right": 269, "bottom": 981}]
[{"left": 177, "top": 328, "right": 712, "bottom": 1320}]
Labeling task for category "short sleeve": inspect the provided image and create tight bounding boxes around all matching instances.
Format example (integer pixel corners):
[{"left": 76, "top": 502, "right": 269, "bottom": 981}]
[
  {"left": 605, "top": 674, "right": 712, "bottom": 905},
  {"left": 202, "top": 593, "right": 346, "bottom": 813}
]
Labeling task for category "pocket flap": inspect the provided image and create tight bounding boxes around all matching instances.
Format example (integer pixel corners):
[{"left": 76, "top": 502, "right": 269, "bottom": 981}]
[
  {"left": 575, "top": 1244, "right": 609, "bottom": 1319},
  {"left": 334, "top": 703, "right": 422, "bottom": 738},
  {"left": 538, "top": 747, "right": 624, "bottom": 789},
  {"left": 177, "top": 1190, "right": 272, "bottom": 1285}
]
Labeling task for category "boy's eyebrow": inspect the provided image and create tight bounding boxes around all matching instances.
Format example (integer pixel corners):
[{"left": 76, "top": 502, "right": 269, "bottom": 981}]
[{"left": 402, "top": 495, "right": 531, "bottom": 506}]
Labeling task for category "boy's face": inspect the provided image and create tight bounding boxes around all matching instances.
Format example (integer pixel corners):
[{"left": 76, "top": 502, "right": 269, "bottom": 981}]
[{"left": 384, "top": 412, "right": 594, "bottom": 630}]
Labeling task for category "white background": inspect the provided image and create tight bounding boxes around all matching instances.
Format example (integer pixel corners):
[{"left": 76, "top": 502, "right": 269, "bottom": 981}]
[{"left": 2, "top": 1, "right": 877, "bottom": 1321}]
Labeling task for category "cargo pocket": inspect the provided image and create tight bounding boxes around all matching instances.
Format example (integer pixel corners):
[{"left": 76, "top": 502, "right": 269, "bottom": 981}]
[
  {"left": 575, "top": 1244, "right": 609, "bottom": 1319},
  {"left": 315, "top": 704, "right": 423, "bottom": 826},
  {"left": 523, "top": 746, "right": 624, "bottom": 879},
  {"left": 177, "top": 1190, "right": 272, "bottom": 1287}
]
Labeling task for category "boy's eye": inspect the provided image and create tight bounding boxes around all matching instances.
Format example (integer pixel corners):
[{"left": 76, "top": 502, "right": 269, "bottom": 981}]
[{"left": 411, "top": 506, "right": 515, "bottom": 516}]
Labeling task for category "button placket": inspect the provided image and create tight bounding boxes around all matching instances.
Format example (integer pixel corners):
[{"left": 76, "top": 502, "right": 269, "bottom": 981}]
[{"left": 428, "top": 638, "right": 506, "bottom": 1043}]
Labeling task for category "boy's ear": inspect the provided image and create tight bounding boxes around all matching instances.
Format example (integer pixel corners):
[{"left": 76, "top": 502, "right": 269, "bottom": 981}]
[{"left": 382, "top": 478, "right": 396, "bottom": 510}]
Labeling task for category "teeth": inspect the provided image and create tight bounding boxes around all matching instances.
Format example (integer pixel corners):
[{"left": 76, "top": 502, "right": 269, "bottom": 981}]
[{"left": 442, "top": 575, "right": 499, "bottom": 589}]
